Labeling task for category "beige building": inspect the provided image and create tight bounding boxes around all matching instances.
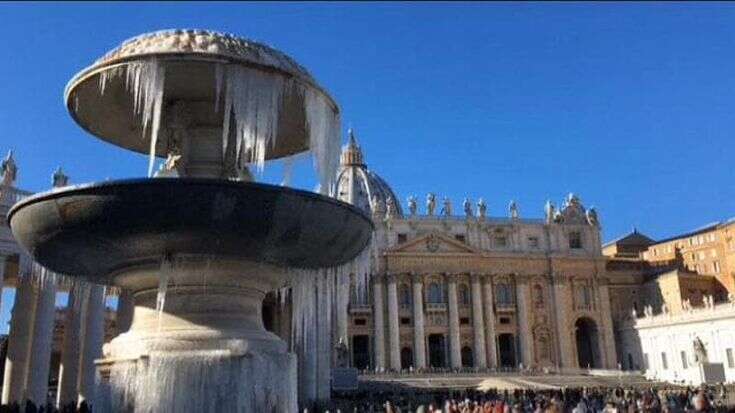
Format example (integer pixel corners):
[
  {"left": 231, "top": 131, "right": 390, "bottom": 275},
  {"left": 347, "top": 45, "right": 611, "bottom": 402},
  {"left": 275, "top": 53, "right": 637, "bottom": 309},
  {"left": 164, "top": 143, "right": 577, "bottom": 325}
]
[{"left": 326, "top": 132, "right": 617, "bottom": 372}]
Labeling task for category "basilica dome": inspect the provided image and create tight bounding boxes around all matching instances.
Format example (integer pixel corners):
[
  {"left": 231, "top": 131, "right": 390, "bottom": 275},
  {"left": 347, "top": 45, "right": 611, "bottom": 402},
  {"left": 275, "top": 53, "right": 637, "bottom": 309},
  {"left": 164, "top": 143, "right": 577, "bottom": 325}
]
[{"left": 334, "top": 130, "right": 402, "bottom": 216}]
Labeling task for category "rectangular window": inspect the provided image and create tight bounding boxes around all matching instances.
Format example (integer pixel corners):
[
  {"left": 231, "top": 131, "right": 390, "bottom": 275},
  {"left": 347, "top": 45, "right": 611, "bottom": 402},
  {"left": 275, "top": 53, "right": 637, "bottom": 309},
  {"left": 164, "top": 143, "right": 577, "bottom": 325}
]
[
  {"left": 354, "top": 318, "right": 367, "bottom": 326},
  {"left": 400, "top": 317, "right": 411, "bottom": 325},
  {"left": 569, "top": 231, "right": 582, "bottom": 249},
  {"left": 528, "top": 237, "right": 539, "bottom": 248},
  {"left": 454, "top": 234, "right": 466, "bottom": 243},
  {"left": 727, "top": 349, "right": 734, "bottom": 368},
  {"left": 681, "top": 351, "right": 688, "bottom": 369},
  {"left": 397, "top": 234, "right": 407, "bottom": 244},
  {"left": 460, "top": 317, "right": 470, "bottom": 325},
  {"left": 499, "top": 317, "right": 511, "bottom": 325},
  {"left": 495, "top": 236, "right": 507, "bottom": 248},
  {"left": 661, "top": 352, "right": 668, "bottom": 370}
]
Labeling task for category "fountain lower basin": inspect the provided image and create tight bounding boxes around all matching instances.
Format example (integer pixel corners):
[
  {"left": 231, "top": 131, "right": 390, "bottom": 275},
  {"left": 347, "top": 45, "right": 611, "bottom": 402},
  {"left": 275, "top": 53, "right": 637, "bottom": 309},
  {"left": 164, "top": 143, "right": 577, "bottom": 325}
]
[
  {"left": 8, "top": 178, "right": 372, "bottom": 281},
  {"left": 8, "top": 178, "right": 373, "bottom": 412}
]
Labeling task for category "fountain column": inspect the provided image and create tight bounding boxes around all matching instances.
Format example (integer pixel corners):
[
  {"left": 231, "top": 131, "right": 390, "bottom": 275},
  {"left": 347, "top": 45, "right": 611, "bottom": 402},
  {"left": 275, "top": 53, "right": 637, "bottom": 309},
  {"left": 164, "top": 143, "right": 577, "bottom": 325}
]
[
  {"left": 516, "top": 277, "right": 533, "bottom": 367},
  {"left": 57, "top": 286, "right": 83, "bottom": 407},
  {"left": 372, "top": 275, "right": 386, "bottom": 370},
  {"left": 2, "top": 274, "right": 38, "bottom": 404},
  {"left": 26, "top": 277, "right": 58, "bottom": 405},
  {"left": 411, "top": 273, "right": 426, "bottom": 369},
  {"left": 77, "top": 284, "right": 105, "bottom": 406},
  {"left": 386, "top": 273, "right": 401, "bottom": 371},
  {"left": 116, "top": 289, "right": 134, "bottom": 335},
  {"left": 446, "top": 274, "right": 462, "bottom": 369},
  {"left": 470, "top": 273, "right": 487, "bottom": 368},
  {"left": 0, "top": 255, "right": 6, "bottom": 318},
  {"left": 482, "top": 275, "right": 498, "bottom": 368}
]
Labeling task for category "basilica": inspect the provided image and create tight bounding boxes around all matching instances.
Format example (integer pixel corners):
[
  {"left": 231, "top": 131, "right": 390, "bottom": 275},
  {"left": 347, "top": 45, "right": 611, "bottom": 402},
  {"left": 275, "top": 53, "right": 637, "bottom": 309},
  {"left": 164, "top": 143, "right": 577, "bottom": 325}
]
[{"left": 325, "top": 131, "right": 614, "bottom": 372}]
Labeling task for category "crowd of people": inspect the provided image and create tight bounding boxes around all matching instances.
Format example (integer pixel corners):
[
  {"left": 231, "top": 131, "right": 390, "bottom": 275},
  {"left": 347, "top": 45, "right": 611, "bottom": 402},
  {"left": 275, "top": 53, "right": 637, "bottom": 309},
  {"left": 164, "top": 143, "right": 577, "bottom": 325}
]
[
  {"left": 0, "top": 401, "right": 90, "bottom": 413},
  {"left": 321, "top": 385, "right": 734, "bottom": 413}
]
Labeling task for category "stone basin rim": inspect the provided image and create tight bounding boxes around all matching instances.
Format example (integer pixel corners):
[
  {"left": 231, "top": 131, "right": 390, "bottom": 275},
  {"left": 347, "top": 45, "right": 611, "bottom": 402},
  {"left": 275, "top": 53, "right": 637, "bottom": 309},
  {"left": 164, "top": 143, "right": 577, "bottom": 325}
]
[
  {"left": 7, "top": 177, "right": 372, "bottom": 226},
  {"left": 64, "top": 53, "right": 339, "bottom": 114}
]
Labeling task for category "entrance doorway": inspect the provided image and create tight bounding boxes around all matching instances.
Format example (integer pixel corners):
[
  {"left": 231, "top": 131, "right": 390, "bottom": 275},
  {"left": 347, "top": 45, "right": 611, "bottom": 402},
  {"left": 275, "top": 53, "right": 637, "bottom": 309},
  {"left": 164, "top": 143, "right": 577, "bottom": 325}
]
[
  {"left": 461, "top": 346, "right": 473, "bottom": 367},
  {"left": 575, "top": 317, "right": 600, "bottom": 368},
  {"left": 497, "top": 334, "right": 516, "bottom": 368},
  {"left": 352, "top": 335, "right": 370, "bottom": 370},
  {"left": 428, "top": 334, "right": 446, "bottom": 368},
  {"left": 400, "top": 347, "right": 413, "bottom": 369}
]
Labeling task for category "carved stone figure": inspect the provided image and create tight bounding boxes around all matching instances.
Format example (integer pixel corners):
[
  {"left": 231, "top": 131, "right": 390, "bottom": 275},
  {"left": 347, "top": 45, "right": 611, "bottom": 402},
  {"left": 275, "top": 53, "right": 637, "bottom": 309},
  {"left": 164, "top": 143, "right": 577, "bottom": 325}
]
[
  {"left": 371, "top": 194, "right": 385, "bottom": 215},
  {"left": 1, "top": 150, "right": 17, "bottom": 187},
  {"left": 463, "top": 198, "right": 473, "bottom": 218},
  {"left": 544, "top": 200, "right": 555, "bottom": 224},
  {"left": 440, "top": 197, "right": 452, "bottom": 216},
  {"left": 335, "top": 336, "right": 350, "bottom": 368},
  {"left": 426, "top": 193, "right": 436, "bottom": 216},
  {"left": 661, "top": 302, "right": 669, "bottom": 315},
  {"left": 693, "top": 336, "right": 708, "bottom": 364},
  {"left": 52, "top": 167, "right": 69, "bottom": 188},
  {"left": 586, "top": 207, "right": 600, "bottom": 227},
  {"left": 728, "top": 292, "right": 735, "bottom": 307},
  {"left": 407, "top": 195, "right": 417, "bottom": 216},
  {"left": 385, "top": 197, "right": 396, "bottom": 219},
  {"left": 631, "top": 307, "right": 638, "bottom": 319},
  {"left": 477, "top": 198, "right": 487, "bottom": 219},
  {"left": 509, "top": 200, "right": 519, "bottom": 219},
  {"left": 682, "top": 298, "right": 692, "bottom": 312}
]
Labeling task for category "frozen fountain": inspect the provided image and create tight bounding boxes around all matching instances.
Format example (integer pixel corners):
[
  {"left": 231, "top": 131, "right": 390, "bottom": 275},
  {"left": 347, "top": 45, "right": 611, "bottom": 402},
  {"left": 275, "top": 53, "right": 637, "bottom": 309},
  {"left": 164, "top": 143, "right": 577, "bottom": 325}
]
[{"left": 7, "top": 30, "right": 372, "bottom": 412}]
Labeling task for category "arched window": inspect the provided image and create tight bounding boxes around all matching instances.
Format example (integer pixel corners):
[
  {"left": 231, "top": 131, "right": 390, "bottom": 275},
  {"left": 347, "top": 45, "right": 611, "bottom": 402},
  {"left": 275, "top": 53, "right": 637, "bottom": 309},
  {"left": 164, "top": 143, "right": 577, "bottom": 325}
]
[
  {"left": 458, "top": 284, "right": 470, "bottom": 306},
  {"left": 428, "top": 282, "right": 443, "bottom": 303},
  {"left": 399, "top": 284, "right": 412, "bottom": 307},
  {"left": 496, "top": 283, "right": 513, "bottom": 307}
]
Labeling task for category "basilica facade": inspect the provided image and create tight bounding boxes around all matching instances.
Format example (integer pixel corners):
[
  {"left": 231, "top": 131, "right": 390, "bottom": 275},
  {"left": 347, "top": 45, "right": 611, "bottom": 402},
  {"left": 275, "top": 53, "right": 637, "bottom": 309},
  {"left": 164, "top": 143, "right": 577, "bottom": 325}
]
[{"left": 331, "top": 132, "right": 617, "bottom": 372}]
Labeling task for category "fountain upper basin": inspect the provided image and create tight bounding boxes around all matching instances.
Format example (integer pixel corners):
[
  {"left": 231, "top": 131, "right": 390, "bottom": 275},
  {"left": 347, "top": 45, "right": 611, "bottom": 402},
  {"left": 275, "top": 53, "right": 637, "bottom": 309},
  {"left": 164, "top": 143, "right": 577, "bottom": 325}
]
[{"left": 7, "top": 178, "right": 373, "bottom": 281}]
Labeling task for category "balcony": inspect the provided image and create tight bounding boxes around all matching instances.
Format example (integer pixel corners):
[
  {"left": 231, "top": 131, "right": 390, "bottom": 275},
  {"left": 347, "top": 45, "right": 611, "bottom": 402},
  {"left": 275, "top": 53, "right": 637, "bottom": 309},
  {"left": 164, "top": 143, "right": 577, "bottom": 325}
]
[
  {"left": 425, "top": 302, "right": 447, "bottom": 312},
  {"left": 349, "top": 303, "right": 372, "bottom": 314},
  {"left": 495, "top": 302, "right": 516, "bottom": 312}
]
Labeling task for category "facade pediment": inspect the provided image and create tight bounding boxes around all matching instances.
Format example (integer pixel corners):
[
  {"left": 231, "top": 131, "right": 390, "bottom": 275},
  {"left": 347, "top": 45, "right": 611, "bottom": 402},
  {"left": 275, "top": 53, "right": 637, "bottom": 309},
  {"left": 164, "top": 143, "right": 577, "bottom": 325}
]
[{"left": 388, "top": 232, "right": 477, "bottom": 254}]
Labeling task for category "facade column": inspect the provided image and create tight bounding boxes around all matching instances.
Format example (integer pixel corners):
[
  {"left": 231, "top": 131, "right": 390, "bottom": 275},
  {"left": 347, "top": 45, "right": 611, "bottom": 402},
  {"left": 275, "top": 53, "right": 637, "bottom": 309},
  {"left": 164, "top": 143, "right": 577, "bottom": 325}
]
[
  {"left": 411, "top": 274, "right": 426, "bottom": 369},
  {"left": 386, "top": 274, "right": 401, "bottom": 371},
  {"left": 516, "top": 276, "right": 534, "bottom": 367},
  {"left": 470, "top": 274, "right": 487, "bottom": 368},
  {"left": 77, "top": 284, "right": 105, "bottom": 405},
  {"left": 552, "top": 276, "right": 574, "bottom": 368},
  {"left": 116, "top": 289, "right": 134, "bottom": 335},
  {"left": 26, "top": 278, "right": 58, "bottom": 405},
  {"left": 57, "top": 286, "right": 83, "bottom": 407},
  {"left": 446, "top": 274, "right": 462, "bottom": 369},
  {"left": 372, "top": 275, "right": 386, "bottom": 370},
  {"left": 597, "top": 278, "right": 617, "bottom": 369},
  {"left": 2, "top": 275, "right": 38, "bottom": 404},
  {"left": 482, "top": 275, "right": 498, "bottom": 368}
]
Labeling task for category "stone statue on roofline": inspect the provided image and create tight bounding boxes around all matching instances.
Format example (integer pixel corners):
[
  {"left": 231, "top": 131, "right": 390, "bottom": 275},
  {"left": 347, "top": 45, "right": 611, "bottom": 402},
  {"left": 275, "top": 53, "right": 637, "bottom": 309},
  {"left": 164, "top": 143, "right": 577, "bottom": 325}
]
[
  {"left": 441, "top": 197, "right": 452, "bottom": 217},
  {"left": 463, "top": 198, "right": 473, "bottom": 218},
  {"left": 477, "top": 198, "right": 487, "bottom": 219},
  {"left": 544, "top": 200, "right": 555, "bottom": 224},
  {"left": 1, "top": 150, "right": 17, "bottom": 187},
  {"left": 426, "top": 193, "right": 436, "bottom": 216},
  {"left": 407, "top": 195, "right": 417, "bottom": 216},
  {"left": 385, "top": 197, "right": 396, "bottom": 220},
  {"left": 586, "top": 207, "right": 600, "bottom": 227},
  {"left": 509, "top": 200, "right": 519, "bottom": 219},
  {"left": 52, "top": 167, "right": 69, "bottom": 188}
]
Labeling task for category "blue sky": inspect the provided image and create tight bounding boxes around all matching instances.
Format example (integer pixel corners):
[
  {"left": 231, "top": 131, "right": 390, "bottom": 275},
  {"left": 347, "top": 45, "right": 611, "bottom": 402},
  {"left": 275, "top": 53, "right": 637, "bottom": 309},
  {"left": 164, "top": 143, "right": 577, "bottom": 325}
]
[{"left": 1, "top": 3, "right": 734, "bottom": 329}]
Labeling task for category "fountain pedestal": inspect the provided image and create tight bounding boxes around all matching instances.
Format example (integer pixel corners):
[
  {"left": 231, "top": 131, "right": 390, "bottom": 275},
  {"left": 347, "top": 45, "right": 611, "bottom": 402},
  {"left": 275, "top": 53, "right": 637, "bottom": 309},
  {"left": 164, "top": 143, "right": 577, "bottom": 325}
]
[{"left": 99, "top": 258, "right": 296, "bottom": 412}]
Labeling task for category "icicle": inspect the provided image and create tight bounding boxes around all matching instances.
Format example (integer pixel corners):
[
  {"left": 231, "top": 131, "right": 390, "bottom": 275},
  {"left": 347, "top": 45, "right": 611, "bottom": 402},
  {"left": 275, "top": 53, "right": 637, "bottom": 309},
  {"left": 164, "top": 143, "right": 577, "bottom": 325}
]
[
  {"left": 156, "top": 256, "right": 173, "bottom": 330},
  {"left": 304, "top": 89, "right": 341, "bottom": 195},
  {"left": 221, "top": 66, "right": 284, "bottom": 174}
]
